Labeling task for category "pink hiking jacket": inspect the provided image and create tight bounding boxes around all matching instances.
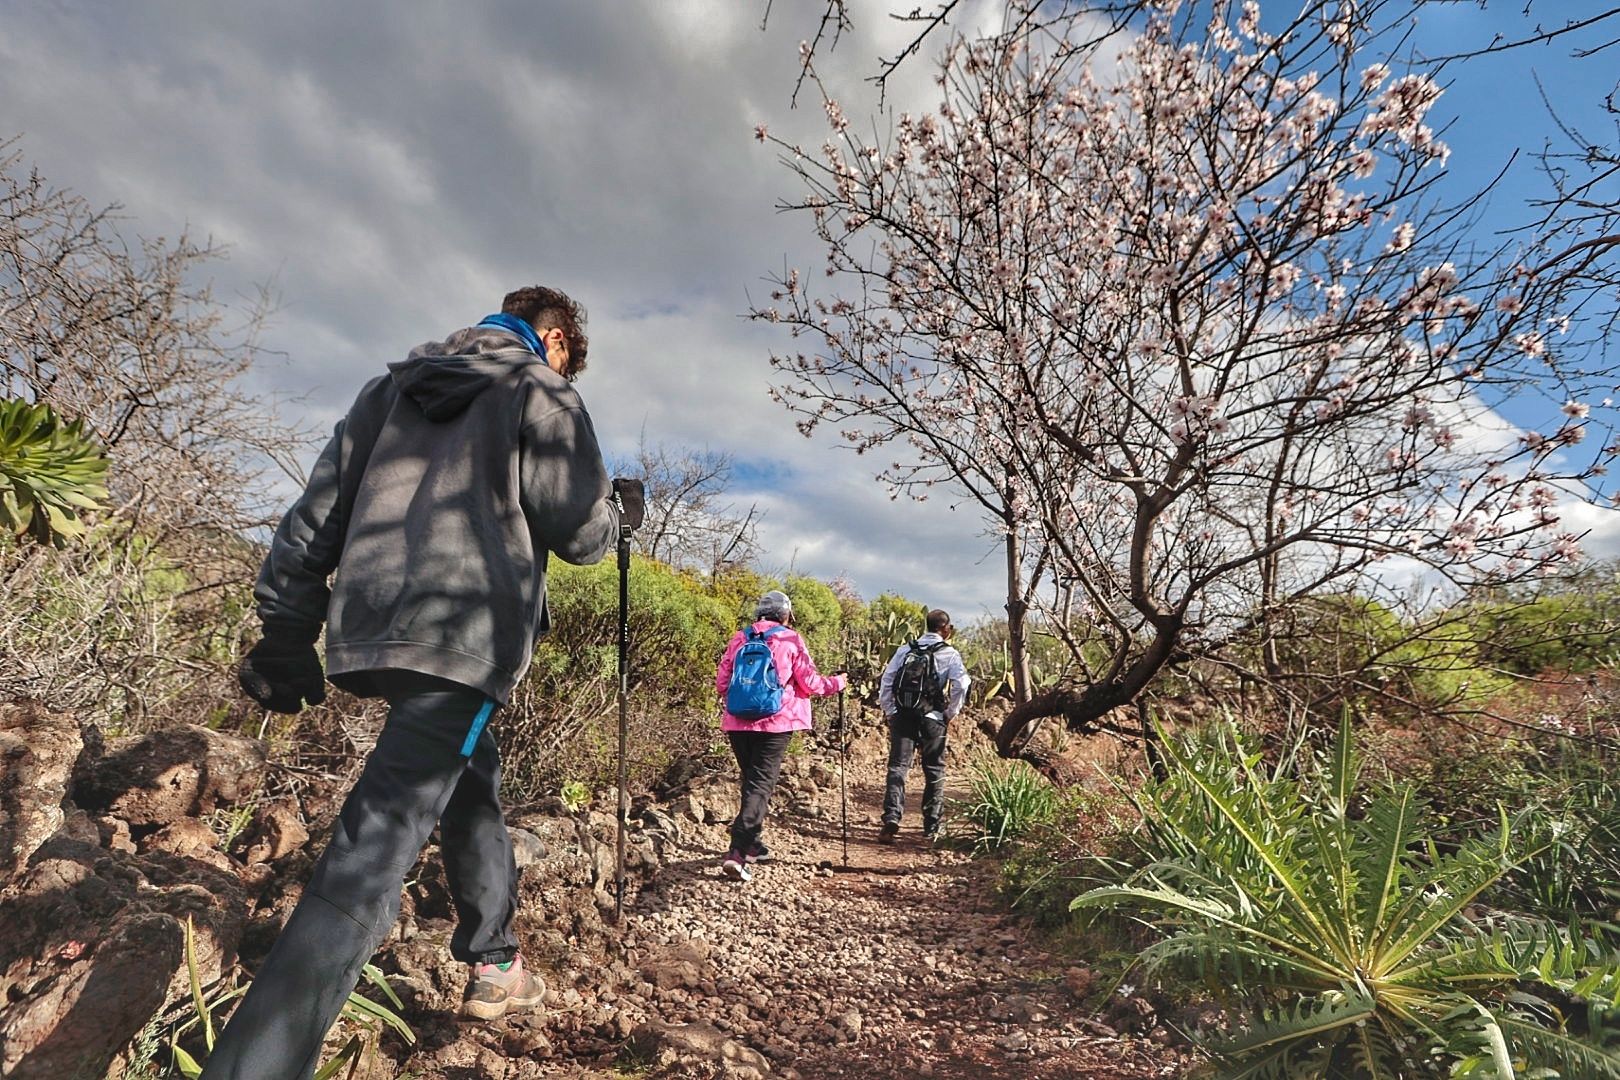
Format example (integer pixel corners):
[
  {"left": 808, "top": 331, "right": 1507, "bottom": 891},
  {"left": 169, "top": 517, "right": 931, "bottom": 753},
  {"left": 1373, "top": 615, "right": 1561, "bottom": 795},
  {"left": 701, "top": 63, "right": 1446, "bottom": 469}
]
[{"left": 715, "top": 620, "right": 847, "bottom": 733}]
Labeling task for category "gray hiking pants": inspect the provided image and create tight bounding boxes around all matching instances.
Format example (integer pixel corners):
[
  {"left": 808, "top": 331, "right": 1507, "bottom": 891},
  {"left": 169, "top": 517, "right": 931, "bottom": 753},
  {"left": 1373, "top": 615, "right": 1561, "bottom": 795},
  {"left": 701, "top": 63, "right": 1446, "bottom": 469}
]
[
  {"left": 202, "top": 672, "right": 519, "bottom": 1080},
  {"left": 882, "top": 711, "right": 947, "bottom": 831}
]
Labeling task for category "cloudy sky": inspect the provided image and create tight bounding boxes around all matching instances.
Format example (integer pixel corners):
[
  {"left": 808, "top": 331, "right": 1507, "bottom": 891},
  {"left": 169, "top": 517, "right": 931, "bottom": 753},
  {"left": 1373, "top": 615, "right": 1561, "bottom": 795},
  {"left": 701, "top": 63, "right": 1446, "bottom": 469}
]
[{"left": 3, "top": 1, "right": 1617, "bottom": 617}]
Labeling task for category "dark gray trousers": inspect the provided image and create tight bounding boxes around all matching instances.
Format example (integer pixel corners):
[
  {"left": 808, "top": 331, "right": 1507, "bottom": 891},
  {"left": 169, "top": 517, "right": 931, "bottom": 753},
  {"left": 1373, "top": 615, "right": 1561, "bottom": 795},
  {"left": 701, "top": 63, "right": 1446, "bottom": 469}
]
[
  {"left": 882, "top": 712, "right": 947, "bottom": 830},
  {"left": 202, "top": 672, "right": 518, "bottom": 1080},
  {"left": 727, "top": 730, "right": 793, "bottom": 855}
]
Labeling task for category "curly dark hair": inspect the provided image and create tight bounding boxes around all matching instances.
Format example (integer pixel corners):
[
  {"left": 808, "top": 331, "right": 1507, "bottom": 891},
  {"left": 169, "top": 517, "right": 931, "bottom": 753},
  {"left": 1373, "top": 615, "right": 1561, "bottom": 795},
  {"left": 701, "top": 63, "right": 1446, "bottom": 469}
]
[{"left": 501, "top": 285, "right": 588, "bottom": 378}]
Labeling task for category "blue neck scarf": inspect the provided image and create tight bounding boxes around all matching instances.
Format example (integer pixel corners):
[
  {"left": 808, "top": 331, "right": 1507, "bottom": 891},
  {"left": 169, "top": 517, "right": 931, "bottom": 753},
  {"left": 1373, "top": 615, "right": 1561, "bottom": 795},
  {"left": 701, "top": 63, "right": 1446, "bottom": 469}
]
[{"left": 477, "top": 312, "right": 547, "bottom": 360}]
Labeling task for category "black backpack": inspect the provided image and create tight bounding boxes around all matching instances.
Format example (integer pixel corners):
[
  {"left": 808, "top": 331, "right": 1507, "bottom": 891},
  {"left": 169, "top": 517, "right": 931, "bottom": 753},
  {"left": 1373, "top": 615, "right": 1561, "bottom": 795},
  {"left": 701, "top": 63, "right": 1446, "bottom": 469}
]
[{"left": 893, "top": 638, "right": 947, "bottom": 715}]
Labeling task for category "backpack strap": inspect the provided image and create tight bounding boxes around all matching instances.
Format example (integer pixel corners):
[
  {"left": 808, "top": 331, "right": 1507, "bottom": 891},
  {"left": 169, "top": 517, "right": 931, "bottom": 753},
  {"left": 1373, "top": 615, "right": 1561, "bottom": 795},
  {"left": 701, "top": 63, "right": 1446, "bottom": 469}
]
[{"left": 755, "top": 625, "right": 790, "bottom": 686}]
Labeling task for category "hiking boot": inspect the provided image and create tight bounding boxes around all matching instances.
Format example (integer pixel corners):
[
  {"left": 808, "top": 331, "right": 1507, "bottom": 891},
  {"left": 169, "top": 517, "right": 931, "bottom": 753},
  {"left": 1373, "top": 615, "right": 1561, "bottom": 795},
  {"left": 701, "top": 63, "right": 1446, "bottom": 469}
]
[
  {"left": 746, "top": 842, "right": 771, "bottom": 864},
  {"left": 722, "top": 851, "right": 753, "bottom": 882},
  {"left": 461, "top": 955, "right": 546, "bottom": 1021},
  {"left": 922, "top": 821, "right": 941, "bottom": 841},
  {"left": 878, "top": 822, "right": 900, "bottom": 844}
]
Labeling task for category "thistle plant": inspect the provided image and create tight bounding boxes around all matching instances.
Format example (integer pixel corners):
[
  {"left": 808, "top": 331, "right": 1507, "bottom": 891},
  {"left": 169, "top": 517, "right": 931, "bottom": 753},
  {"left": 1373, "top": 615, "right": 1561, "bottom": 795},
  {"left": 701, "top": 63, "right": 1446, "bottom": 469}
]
[
  {"left": 1073, "top": 716, "right": 1620, "bottom": 1078},
  {"left": 0, "top": 397, "right": 109, "bottom": 547}
]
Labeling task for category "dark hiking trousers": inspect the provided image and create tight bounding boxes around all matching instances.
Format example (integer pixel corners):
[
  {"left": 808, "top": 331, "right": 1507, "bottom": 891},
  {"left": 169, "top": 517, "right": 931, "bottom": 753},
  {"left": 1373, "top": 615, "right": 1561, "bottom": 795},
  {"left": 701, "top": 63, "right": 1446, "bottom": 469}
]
[
  {"left": 202, "top": 672, "right": 519, "bottom": 1080},
  {"left": 727, "top": 730, "right": 793, "bottom": 855},
  {"left": 882, "top": 712, "right": 947, "bottom": 831}
]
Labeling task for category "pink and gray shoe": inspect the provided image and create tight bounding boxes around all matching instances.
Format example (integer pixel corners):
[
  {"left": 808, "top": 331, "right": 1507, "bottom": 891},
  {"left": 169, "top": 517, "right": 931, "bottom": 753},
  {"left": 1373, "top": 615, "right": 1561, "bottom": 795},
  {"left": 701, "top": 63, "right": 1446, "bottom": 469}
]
[
  {"left": 461, "top": 954, "right": 546, "bottom": 1021},
  {"left": 721, "top": 850, "right": 753, "bottom": 882}
]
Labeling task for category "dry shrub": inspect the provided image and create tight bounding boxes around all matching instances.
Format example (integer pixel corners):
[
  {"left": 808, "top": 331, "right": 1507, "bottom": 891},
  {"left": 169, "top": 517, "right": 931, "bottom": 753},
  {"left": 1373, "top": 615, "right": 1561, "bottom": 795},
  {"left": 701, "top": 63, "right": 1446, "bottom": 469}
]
[{"left": 1, "top": 138, "right": 309, "bottom": 731}]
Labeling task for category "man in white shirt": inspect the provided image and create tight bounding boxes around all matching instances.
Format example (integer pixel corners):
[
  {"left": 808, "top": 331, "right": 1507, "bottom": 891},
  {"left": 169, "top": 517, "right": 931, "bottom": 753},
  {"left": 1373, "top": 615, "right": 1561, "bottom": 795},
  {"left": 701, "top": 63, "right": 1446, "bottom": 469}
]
[{"left": 877, "top": 609, "right": 971, "bottom": 841}]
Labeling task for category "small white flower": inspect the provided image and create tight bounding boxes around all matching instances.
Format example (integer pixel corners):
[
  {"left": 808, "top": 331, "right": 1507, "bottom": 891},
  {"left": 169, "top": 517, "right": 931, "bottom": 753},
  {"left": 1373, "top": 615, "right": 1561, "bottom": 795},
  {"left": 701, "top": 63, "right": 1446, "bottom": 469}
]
[{"left": 1361, "top": 64, "right": 1390, "bottom": 92}]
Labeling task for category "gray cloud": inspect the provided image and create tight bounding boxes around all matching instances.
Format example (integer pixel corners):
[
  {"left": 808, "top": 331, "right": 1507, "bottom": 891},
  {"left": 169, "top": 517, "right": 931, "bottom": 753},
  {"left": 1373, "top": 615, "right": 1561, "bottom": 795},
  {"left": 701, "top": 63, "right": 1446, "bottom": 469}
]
[
  {"left": 5, "top": 1, "right": 1614, "bottom": 621},
  {"left": 0, "top": 0, "right": 1019, "bottom": 613}
]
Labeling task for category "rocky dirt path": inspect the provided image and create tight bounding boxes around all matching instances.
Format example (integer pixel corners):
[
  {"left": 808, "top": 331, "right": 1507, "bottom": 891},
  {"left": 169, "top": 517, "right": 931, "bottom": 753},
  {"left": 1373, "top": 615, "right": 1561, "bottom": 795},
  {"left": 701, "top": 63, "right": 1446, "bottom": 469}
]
[
  {"left": 0, "top": 697, "right": 1193, "bottom": 1079},
  {"left": 567, "top": 762, "right": 1189, "bottom": 1080}
]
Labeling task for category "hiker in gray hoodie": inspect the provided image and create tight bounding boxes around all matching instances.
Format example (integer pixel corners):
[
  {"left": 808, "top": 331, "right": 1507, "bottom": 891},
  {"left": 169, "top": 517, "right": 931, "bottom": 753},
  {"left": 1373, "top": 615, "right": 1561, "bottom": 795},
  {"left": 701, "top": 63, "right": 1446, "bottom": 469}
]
[{"left": 203, "top": 286, "right": 643, "bottom": 1080}]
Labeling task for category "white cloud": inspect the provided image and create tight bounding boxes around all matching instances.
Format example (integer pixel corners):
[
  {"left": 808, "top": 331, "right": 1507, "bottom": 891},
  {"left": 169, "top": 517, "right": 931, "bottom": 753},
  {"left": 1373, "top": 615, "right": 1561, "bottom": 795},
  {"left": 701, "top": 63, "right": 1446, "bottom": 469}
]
[
  {"left": 6, "top": 1, "right": 1613, "bottom": 627},
  {"left": 0, "top": 0, "right": 1023, "bottom": 615}
]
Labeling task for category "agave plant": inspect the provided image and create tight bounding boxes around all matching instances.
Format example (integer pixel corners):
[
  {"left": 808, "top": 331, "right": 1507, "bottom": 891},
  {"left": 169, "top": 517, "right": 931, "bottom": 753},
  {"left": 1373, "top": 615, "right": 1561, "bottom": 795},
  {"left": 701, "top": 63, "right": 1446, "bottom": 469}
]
[
  {"left": 955, "top": 755, "right": 1059, "bottom": 853},
  {"left": 0, "top": 396, "right": 109, "bottom": 546},
  {"left": 1072, "top": 715, "right": 1620, "bottom": 1079}
]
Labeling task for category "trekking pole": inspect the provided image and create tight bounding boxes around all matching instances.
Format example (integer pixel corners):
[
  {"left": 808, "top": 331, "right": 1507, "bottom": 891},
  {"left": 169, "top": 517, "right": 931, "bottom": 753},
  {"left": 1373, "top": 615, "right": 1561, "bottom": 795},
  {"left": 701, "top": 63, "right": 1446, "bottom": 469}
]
[
  {"left": 839, "top": 650, "right": 850, "bottom": 868},
  {"left": 613, "top": 509, "right": 633, "bottom": 925}
]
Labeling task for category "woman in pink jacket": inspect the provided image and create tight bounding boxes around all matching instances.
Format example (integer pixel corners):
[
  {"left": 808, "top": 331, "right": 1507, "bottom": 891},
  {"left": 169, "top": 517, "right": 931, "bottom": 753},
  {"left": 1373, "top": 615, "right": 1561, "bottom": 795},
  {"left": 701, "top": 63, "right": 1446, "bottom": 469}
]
[{"left": 713, "top": 589, "right": 847, "bottom": 881}]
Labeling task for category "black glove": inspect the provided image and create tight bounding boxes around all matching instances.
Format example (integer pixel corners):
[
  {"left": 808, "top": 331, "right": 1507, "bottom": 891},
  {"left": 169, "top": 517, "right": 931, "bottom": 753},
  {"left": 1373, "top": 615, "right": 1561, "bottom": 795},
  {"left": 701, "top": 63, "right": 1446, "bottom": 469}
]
[
  {"left": 612, "top": 477, "right": 646, "bottom": 530},
  {"left": 239, "top": 621, "right": 327, "bottom": 714}
]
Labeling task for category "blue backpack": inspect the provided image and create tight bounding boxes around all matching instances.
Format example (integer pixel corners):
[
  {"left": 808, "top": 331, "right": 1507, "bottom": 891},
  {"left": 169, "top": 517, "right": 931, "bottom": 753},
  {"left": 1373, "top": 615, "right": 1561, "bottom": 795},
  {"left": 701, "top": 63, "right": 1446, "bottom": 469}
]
[{"left": 726, "top": 626, "right": 788, "bottom": 720}]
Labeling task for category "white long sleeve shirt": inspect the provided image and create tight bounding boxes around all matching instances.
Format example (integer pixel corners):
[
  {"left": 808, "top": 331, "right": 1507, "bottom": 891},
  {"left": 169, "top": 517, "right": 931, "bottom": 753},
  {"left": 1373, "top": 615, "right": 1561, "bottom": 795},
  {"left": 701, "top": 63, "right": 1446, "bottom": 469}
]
[{"left": 878, "top": 633, "right": 971, "bottom": 720}]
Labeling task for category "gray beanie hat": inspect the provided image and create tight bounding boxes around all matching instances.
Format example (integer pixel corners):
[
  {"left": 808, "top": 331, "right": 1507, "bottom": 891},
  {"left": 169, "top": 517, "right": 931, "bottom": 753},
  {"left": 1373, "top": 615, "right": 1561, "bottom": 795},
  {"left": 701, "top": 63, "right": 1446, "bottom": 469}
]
[{"left": 755, "top": 589, "right": 792, "bottom": 622}]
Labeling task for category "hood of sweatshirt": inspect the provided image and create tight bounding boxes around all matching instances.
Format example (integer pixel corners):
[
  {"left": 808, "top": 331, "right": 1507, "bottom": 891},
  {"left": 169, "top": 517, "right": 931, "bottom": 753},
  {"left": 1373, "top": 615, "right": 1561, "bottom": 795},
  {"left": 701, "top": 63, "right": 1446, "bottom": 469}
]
[{"left": 388, "top": 326, "right": 547, "bottom": 421}]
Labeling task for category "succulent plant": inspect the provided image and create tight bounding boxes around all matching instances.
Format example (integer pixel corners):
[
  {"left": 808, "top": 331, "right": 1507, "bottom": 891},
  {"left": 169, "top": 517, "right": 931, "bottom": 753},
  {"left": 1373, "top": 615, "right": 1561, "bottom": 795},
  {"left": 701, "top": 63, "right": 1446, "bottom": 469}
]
[{"left": 0, "top": 397, "right": 110, "bottom": 547}]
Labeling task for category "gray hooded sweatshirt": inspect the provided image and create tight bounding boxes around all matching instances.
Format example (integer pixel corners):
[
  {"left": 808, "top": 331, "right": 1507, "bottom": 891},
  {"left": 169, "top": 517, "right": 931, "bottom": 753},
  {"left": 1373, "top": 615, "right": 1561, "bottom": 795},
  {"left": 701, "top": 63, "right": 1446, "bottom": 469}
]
[{"left": 253, "top": 325, "right": 619, "bottom": 703}]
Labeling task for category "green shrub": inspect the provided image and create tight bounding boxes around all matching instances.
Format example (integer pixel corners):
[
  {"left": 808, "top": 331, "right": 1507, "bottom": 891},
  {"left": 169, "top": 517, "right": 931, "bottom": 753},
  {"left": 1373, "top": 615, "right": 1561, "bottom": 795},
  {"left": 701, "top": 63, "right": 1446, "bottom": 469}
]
[
  {"left": 1, "top": 521, "right": 256, "bottom": 729},
  {"left": 954, "top": 756, "right": 1059, "bottom": 853},
  {"left": 1258, "top": 593, "right": 1527, "bottom": 712},
  {"left": 498, "top": 554, "right": 734, "bottom": 796},
  {"left": 1468, "top": 564, "right": 1620, "bottom": 676},
  {"left": 1073, "top": 715, "right": 1620, "bottom": 1079},
  {"left": 1383, "top": 618, "right": 1513, "bottom": 708},
  {"left": 953, "top": 617, "right": 1092, "bottom": 704},
  {"left": 782, "top": 574, "right": 843, "bottom": 656},
  {"left": 840, "top": 592, "right": 925, "bottom": 699},
  {"left": 998, "top": 785, "right": 1137, "bottom": 927},
  {"left": 702, "top": 565, "right": 768, "bottom": 633}
]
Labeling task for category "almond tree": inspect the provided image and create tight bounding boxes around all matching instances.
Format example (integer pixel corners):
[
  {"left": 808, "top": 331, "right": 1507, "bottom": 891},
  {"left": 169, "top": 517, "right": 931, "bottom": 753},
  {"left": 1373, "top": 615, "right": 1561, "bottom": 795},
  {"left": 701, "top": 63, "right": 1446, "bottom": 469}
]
[{"left": 752, "top": 0, "right": 1620, "bottom": 753}]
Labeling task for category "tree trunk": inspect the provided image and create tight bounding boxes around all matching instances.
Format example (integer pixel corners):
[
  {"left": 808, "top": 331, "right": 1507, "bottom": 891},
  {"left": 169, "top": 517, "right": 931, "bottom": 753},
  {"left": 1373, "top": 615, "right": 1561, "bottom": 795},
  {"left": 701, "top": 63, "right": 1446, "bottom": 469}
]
[
  {"left": 1005, "top": 524, "right": 1032, "bottom": 705},
  {"left": 994, "top": 617, "right": 1185, "bottom": 759}
]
